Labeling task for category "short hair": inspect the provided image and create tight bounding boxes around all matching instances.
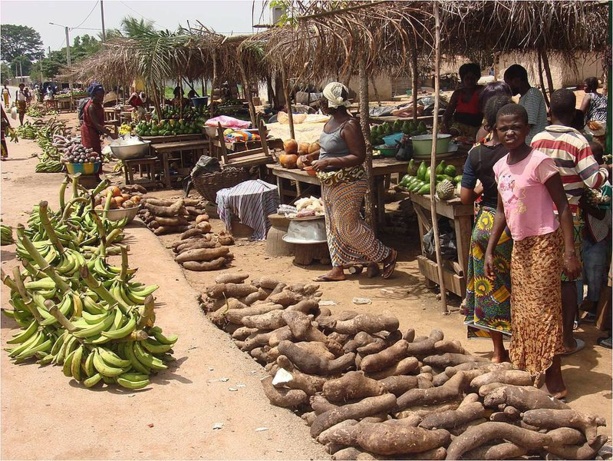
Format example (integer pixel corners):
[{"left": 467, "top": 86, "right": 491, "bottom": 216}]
[
  {"left": 550, "top": 88, "right": 576, "bottom": 119},
  {"left": 584, "top": 77, "right": 599, "bottom": 92},
  {"left": 497, "top": 103, "right": 529, "bottom": 125},
  {"left": 479, "top": 81, "right": 512, "bottom": 111},
  {"left": 484, "top": 96, "right": 513, "bottom": 129},
  {"left": 503, "top": 64, "right": 528, "bottom": 82},
  {"left": 459, "top": 63, "right": 481, "bottom": 80}
]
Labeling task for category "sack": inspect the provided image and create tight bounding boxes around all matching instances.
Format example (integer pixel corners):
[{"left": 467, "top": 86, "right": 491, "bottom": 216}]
[
  {"left": 423, "top": 218, "right": 457, "bottom": 261},
  {"left": 10, "top": 107, "right": 17, "bottom": 120}
]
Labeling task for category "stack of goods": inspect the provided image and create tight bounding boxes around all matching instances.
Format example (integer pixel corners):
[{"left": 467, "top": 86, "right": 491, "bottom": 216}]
[
  {"left": 170, "top": 224, "right": 235, "bottom": 272},
  {"left": 93, "top": 185, "right": 144, "bottom": 211},
  {"left": 200, "top": 274, "right": 608, "bottom": 460},
  {"left": 138, "top": 197, "right": 208, "bottom": 235},
  {"left": 133, "top": 118, "right": 203, "bottom": 137},
  {"left": 398, "top": 159, "right": 462, "bottom": 199},
  {"left": 278, "top": 139, "right": 320, "bottom": 170},
  {"left": 370, "top": 120, "right": 428, "bottom": 147},
  {"left": 1, "top": 176, "right": 178, "bottom": 390},
  {"left": 15, "top": 118, "right": 68, "bottom": 173},
  {"left": 1, "top": 224, "right": 14, "bottom": 245},
  {"left": 223, "top": 128, "right": 260, "bottom": 143}
]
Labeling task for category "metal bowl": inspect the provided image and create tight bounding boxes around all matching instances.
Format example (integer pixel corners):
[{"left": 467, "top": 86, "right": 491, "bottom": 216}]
[
  {"left": 104, "top": 206, "right": 139, "bottom": 223},
  {"left": 109, "top": 140, "right": 151, "bottom": 160},
  {"left": 282, "top": 218, "right": 327, "bottom": 244}
]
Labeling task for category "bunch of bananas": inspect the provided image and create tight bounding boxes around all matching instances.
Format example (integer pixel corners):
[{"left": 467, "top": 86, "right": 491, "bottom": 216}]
[
  {"left": 16, "top": 122, "right": 37, "bottom": 140},
  {"left": 2, "top": 176, "right": 177, "bottom": 390},
  {"left": 1, "top": 224, "right": 14, "bottom": 245}
]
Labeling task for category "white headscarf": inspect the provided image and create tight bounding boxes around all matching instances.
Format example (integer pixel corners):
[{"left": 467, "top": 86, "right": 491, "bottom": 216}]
[{"left": 323, "top": 82, "right": 350, "bottom": 108}]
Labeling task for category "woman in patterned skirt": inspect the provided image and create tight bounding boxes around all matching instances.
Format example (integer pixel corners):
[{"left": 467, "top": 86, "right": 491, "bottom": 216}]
[
  {"left": 486, "top": 103, "right": 580, "bottom": 399},
  {"left": 461, "top": 95, "right": 513, "bottom": 363},
  {"left": 299, "top": 82, "right": 397, "bottom": 282}
]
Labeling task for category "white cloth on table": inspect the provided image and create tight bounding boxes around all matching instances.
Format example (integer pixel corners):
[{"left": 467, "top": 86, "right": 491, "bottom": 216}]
[{"left": 216, "top": 179, "right": 279, "bottom": 240}]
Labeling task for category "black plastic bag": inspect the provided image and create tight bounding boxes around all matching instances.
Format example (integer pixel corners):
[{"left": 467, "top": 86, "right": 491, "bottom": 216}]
[
  {"left": 184, "top": 155, "right": 222, "bottom": 197},
  {"left": 423, "top": 218, "right": 457, "bottom": 261}
]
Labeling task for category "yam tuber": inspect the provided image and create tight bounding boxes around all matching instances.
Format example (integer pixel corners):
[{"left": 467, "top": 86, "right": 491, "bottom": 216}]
[
  {"left": 322, "top": 371, "right": 384, "bottom": 403},
  {"left": 181, "top": 257, "right": 227, "bottom": 271},
  {"left": 446, "top": 421, "right": 550, "bottom": 460},
  {"left": 241, "top": 309, "right": 286, "bottom": 330},
  {"left": 483, "top": 385, "right": 570, "bottom": 411},
  {"left": 153, "top": 225, "right": 189, "bottom": 235},
  {"left": 379, "top": 375, "right": 419, "bottom": 396},
  {"left": 367, "top": 357, "right": 420, "bottom": 380},
  {"left": 469, "top": 369, "right": 534, "bottom": 391},
  {"left": 143, "top": 198, "right": 184, "bottom": 217},
  {"left": 359, "top": 340, "right": 408, "bottom": 373},
  {"left": 272, "top": 365, "right": 327, "bottom": 396},
  {"left": 179, "top": 228, "right": 205, "bottom": 240},
  {"left": 206, "top": 282, "right": 258, "bottom": 299},
  {"left": 268, "top": 290, "right": 303, "bottom": 307},
  {"left": 277, "top": 340, "right": 355, "bottom": 376},
  {"left": 223, "top": 303, "right": 283, "bottom": 325},
  {"left": 154, "top": 216, "right": 189, "bottom": 227},
  {"left": 521, "top": 408, "right": 606, "bottom": 445},
  {"left": 176, "top": 246, "right": 230, "bottom": 264},
  {"left": 545, "top": 428, "right": 607, "bottom": 460},
  {"left": 310, "top": 394, "right": 398, "bottom": 438},
  {"left": 260, "top": 375, "right": 308, "bottom": 408},
  {"left": 422, "top": 352, "right": 488, "bottom": 369},
  {"left": 195, "top": 213, "right": 210, "bottom": 223},
  {"left": 214, "top": 273, "right": 250, "bottom": 284},
  {"left": 320, "top": 418, "right": 450, "bottom": 456},
  {"left": 462, "top": 442, "right": 527, "bottom": 460},
  {"left": 395, "top": 371, "right": 471, "bottom": 411},
  {"left": 418, "top": 401, "right": 486, "bottom": 430},
  {"left": 332, "top": 312, "right": 399, "bottom": 335}
]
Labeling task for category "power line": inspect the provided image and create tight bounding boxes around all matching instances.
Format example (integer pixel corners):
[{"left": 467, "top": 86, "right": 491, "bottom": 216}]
[
  {"left": 119, "top": 1, "right": 156, "bottom": 24},
  {"left": 72, "top": 1, "right": 100, "bottom": 30}
]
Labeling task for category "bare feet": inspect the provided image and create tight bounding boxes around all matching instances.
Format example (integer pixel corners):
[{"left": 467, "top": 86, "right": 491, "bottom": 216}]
[
  {"left": 491, "top": 350, "right": 509, "bottom": 363},
  {"left": 381, "top": 249, "right": 397, "bottom": 279},
  {"left": 314, "top": 267, "right": 346, "bottom": 282}
]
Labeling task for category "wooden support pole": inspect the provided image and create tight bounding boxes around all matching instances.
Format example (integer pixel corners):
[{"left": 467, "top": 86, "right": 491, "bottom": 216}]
[
  {"left": 430, "top": 1, "right": 448, "bottom": 314},
  {"left": 359, "top": 53, "right": 376, "bottom": 231},
  {"left": 412, "top": 47, "right": 419, "bottom": 121},
  {"left": 237, "top": 47, "right": 257, "bottom": 127},
  {"left": 281, "top": 66, "right": 295, "bottom": 140}
]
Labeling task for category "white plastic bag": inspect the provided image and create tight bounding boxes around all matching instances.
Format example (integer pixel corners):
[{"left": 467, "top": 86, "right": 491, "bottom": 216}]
[{"left": 10, "top": 107, "right": 17, "bottom": 120}]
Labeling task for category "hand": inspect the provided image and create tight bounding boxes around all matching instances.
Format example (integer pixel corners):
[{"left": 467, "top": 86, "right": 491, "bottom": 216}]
[
  {"left": 484, "top": 252, "right": 495, "bottom": 278},
  {"left": 311, "top": 158, "right": 330, "bottom": 172},
  {"left": 299, "top": 155, "right": 311, "bottom": 166},
  {"left": 563, "top": 254, "right": 581, "bottom": 280}
]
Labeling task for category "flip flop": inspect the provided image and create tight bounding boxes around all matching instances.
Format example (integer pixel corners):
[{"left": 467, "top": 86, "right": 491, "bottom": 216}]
[
  {"left": 313, "top": 275, "right": 346, "bottom": 282},
  {"left": 597, "top": 336, "right": 612, "bottom": 349},
  {"left": 561, "top": 338, "right": 585, "bottom": 356},
  {"left": 381, "top": 249, "right": 397, "bottom": 279}
]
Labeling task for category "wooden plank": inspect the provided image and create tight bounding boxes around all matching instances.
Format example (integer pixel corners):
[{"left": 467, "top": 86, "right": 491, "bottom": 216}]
[{"left": 417, "top": 255, "right": 465, "bottom": 297}]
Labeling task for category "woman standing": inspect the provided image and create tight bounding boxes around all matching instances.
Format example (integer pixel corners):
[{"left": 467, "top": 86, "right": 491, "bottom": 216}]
[
  {"left": 461, "top": 95, "right": 513, "bottom": 363},
  {"left": 580, "top": 77, "right": 607, "bottom": 125},
  {"left": 16, "top": 83, "right": 27, "bottom": 126},
  {"left": 81, "top": 83, "right": 115, "bottom": 155},
  {"left": 1, "top": 105, "right": 12, "bottom": 160},
  {"left": 441, "top": 63, "right": 484, "bottom": 139},
  {"left": 486, "top": 103, "right": 580, "bottom": 399},
  {"left": 302, "top": 82, "right": 397, "bottom": 282}
]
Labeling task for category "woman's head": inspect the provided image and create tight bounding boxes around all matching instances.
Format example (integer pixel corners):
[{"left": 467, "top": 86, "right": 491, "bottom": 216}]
[
  {"left": 173, "top": 86, "right": 183, "bottom": 98},
  {"left": 87, "top": 82, "right": 105, "bottom": 100},
  {"left": 483, "top": 95, "right": 513, "bottom": 132},
  {"left": 496, "top": 103, "right": 529, "bottom": 149},
  {"left": 321, "top": 82, "right": 350, "bottom": 114},
  {"left": 584, "top": 77, "right": 599, "bottom": 93},
  {"left": 479, "top": 81, "right": 512, "bottom": 112},
  {"left": 459, "top": 63, "right": 480, "bottom": 88}
]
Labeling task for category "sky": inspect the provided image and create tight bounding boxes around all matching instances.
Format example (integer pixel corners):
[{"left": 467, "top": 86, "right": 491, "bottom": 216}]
[{"left": 1, "top": 0, "right": 270, "bottom": 55}]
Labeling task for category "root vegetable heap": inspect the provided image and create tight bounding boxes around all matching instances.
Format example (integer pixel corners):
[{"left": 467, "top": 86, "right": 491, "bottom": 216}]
[{"left": 201, "top": 275, "right": 609, "bottom": 460}]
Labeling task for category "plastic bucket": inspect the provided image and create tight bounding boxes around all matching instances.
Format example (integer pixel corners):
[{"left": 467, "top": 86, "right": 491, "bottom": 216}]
[
  {"left": 410, "top": 134, "right": 452, "bottom": 158},
  {"left": 191, "top": 97, "right": 208, "bottom": 108},
  {"left": 65, "top": 162, "right": 101, "bottom": 175}
]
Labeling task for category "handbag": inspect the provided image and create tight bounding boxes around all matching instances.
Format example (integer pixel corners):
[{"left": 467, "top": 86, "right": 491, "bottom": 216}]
[{"left": 10, "top": 106, "right": 17, "bottom": 120}]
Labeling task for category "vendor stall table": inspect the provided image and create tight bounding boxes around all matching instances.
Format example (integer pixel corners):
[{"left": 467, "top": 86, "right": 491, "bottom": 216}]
[
  {"left": 56, "top": 98, "right": 74, "bottom": 112},
  {"left": 141, "top": 134, "right": 204, "bottom": 145},
  {"left": 408, "top": 191, "right": 474, "bottom": 297},
  {"left": 150, "top": 139, "right": 210, "bottom": 188}
]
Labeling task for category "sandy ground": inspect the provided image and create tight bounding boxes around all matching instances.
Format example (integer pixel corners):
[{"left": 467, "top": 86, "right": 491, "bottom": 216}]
[{"left": 1, "top": 111, "right": 611, "bottom": 460}]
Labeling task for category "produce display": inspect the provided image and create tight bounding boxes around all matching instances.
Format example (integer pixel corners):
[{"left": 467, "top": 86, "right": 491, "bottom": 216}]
[
  {"left": 171, "top": 227, "right": 235, "bottom": 272},
  {"left": 290, "top": 196, "right": 324, "bottom": 218},
  {"left": 26, "top": 104, "right": 59, "bottom": 118},
  {"left": 1, "top": 177, "right": 177, "bottom": 390},
  {"left": 138, "top": 197, "right": 207, "bottom": 235},
  {"left": 200, "top": 275, "right": 608, "bottom": 459},
  {"left": 398, "top": 159, "right": 462, "bottom": 198},
  {"left": 94, "top": 185, "right": 144, "bottom": 211},
  {"left": 1, "top": 224, "right": 14, "bottom": 245},
  {"left": 133, "top": 119, "right": 203, "bottom": 137},
  {"left": 19, "top": 118, "right": 70, "bottom": 173},
  {"left": 370, "top": 120, "right": 428, "bottom": 146},
  {"left": 279, "top": 139, "right": 320, "bottom": 169}
]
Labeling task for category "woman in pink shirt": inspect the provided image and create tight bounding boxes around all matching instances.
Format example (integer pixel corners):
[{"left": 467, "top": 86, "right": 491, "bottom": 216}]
[{"left": 485, "top": 103, "right": 580, "bottom": 400}]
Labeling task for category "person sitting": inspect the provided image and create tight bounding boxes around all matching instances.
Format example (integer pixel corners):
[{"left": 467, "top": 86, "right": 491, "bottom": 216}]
[
  {"left": 128, "top": 91, "right": 146, "bottom": 120},
  {"left": 580, "top": 77, "right": 607, "bottom": 143},
  {"left": 172, "top": 86, "right": 189, "bottom": 108},
  {"left": 102, "top": 87, "right": 119, "bottom": 107},
  {"left": 442, "top": 63, "right": 484, "bottom": 139}
]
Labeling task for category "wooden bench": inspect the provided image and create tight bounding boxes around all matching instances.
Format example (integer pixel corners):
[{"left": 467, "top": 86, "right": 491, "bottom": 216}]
[
  {"left": 123, "top": 157, "right": 163, "bottom": 189},
  {"left": 151, "top": 139, "right": 210, "bottom": 188},
  {"left": 103, "top": 108, "right": 120, "bottom": 136}
]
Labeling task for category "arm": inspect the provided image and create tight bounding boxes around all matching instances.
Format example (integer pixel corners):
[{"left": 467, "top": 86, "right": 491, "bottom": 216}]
[
  {"left": 459, "top": 152, "right": 480, "bottom": 204},
  {"left": 484, "top": 193, "right": 507, "bottom": 277},
  {"left": 441, "top": 90, "right": 459, "bottom": 133},
  {"left": 579, "top": 93, "right": 591, "bottom": 116},
  {"left": 311, "top": 119, "right": 365, "bottom": 171},
  {"left": 87, "top": 105, "right": 112, "bottom": 137},
  {"left": 544, "top": 173, "right": 581, "bottom": 279}
]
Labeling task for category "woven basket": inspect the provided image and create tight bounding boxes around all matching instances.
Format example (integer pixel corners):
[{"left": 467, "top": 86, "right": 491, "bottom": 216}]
[{"left": 192, "top": 167, "right": 250, "bottom": 203}]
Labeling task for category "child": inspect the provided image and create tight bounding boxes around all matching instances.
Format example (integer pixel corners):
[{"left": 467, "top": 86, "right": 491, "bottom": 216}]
[
  {"left": 503, "top": 64, "right": 548, "bottom": 144},
  {"left": 485, "top": 104, "right": 580, "bottom": 399},
  {"left": 442, "top": 63, "right": 484, "bottom": 139}
]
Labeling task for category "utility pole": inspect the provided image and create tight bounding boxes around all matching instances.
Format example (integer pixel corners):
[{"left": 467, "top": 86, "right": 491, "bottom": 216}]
[
  {"left": 100, "top": 0, "right": 106, "bottom": 41},
  {"left": 50, "top": 23, "right": 72, "bottom": 91}
]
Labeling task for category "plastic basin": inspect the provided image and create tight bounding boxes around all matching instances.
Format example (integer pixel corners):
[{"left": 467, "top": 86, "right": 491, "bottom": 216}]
[
  {"left": 104, "top": 206, "right": 139, "bottom": 223},
  {"left": 375, "top": 145, "right": 399, "bottom": 157},
  {"left": 65, "top": 162, "right": 101, "bottom": 175},
  {"left": 411, "top": 134, "right": 452, "bottom": 158}
]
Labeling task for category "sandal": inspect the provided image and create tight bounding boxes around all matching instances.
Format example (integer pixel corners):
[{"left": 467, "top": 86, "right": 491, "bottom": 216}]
[{"left": 381, "top": 249, "right": 397, "bottom": 279}]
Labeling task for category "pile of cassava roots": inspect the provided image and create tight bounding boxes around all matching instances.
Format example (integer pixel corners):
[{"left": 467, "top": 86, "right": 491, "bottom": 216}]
[{"left": 200, "top": 274, "right": 609, "bottom": 460}]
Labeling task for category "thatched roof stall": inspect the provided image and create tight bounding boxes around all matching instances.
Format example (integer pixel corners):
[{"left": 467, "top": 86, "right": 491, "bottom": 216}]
[{"left": 257, "top": 0, "right": 608, "bottom": 311}]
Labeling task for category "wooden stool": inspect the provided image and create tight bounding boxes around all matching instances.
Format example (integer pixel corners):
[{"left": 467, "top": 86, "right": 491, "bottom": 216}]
[{"left": 124, "top": 157, "right": 159, "bottom": 187}]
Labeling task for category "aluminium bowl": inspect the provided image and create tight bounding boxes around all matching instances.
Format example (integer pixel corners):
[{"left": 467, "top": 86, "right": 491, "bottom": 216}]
[{"left": 109, "top": 140, "right": 151, "bottom": 160}]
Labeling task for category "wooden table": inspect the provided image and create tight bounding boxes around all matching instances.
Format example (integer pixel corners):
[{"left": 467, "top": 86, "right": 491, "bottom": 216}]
[
  {"left": 268, "top": 157, "right": 411, "bottom": 223},
  {"left": 150, "top": 139, "right": 210, "bottom": 188},
  {"left": 408, "top": 191, "right": 474, "bottom": 297},
  {"left": 141, "top": 134, "right": 204, "bottom": 145}
]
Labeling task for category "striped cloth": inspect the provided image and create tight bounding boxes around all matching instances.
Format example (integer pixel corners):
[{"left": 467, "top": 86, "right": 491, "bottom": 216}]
[
  {"left": 216, "top": 179, "right": 279, "bottom": 240},
  {"left": 322, "top": 178, "right": 390, "bottom": 267},
  {"left": 531, "top": 125, "right": 608, "bottom": 213}
]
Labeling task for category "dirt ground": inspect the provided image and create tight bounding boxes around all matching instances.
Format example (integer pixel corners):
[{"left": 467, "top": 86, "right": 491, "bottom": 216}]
[{"left": 1, "top": 111, "right": 611, "bottom": 460}]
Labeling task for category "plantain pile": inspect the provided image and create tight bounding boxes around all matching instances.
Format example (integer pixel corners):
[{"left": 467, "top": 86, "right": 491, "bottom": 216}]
[
  {"left": 1, "top": 224, "right": 14, "bottom": 245},
  {"left": 26, "top": 119, "right": 70, "bottom": 173},
  {"left": 2, "top": 176, "right": 178, "bottom": 390}
]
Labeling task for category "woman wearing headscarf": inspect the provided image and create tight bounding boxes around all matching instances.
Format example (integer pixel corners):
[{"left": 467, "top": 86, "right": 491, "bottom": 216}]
[
  {"left": 301, "top": 82, "right": 397, "bottom": 282},
  {"left": 81, "top": 83, "right": 115, "bottom": 155}
]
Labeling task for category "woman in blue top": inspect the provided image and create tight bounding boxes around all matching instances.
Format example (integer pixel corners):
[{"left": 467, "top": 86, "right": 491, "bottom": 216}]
[
  {"left": 460, "top": 95, "right": 513, "bottom": 363},
  {"left": 300, "top": 82, "right": 397, "bottom": 282}
]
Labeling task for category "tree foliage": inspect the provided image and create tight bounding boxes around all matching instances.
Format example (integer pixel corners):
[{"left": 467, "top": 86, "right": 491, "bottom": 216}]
[{"left": 0, "top": 24, "right": 44, "bottom": 62}]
